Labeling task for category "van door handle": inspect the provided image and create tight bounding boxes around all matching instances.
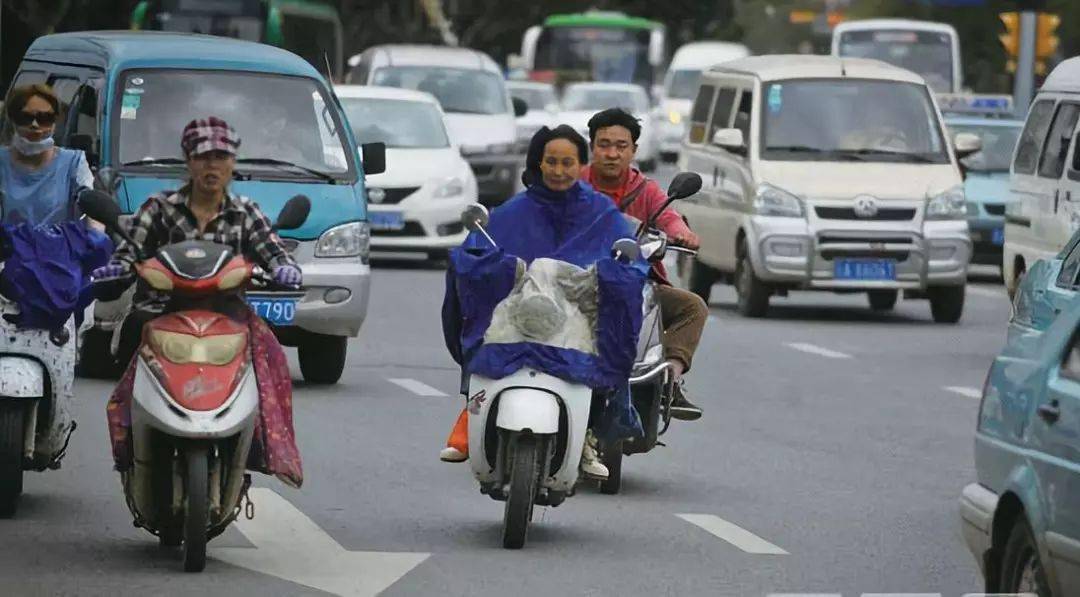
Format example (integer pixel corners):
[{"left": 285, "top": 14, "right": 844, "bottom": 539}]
[
  {"left": 712, "top": 166, "right": 719, "bottom": 187},
  {"left": 1038, "top": 400, "right": 1061, "bottom": 424},
  {"left": 1054, "top": 190, "right": 1060, "bottom": 213}
]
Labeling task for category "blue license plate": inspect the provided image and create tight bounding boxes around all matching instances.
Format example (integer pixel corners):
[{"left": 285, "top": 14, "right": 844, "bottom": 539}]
[
  {"left": 991, "top": 228, "right": 1005, "bottom": 246},
  {"left": 369, "top": 211, "right": 405, "bottom": 231},
  {"left": 834, "top": 259, "right": 896, "bottom": 281},
  {"left": 247, "top": 297, "right": 297, "bottom": 326}
]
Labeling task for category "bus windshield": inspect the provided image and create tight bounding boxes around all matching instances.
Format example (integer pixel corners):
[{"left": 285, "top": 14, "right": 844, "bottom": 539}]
[
  {"left": 837, "top": 30, "right": 954, "bottom": 93},
  {"left": 534, "top": 26, "right": 653, "bottom": 87}
]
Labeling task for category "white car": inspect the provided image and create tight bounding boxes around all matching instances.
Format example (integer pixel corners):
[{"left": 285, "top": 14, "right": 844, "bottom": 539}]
[
  {"left": 558, "top": 82, "right": 658, "bottom": 172},
  {"left": 335, "top": 85, "right": 477, "bottom": 260},
  {"left": 507, "top": 80, "right": 559, "bottom": 150}
]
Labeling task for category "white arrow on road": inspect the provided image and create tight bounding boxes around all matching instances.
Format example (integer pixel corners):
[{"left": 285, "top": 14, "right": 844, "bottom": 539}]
[{"left": 212, "top": 488, "right": 429, "bottom": 596}]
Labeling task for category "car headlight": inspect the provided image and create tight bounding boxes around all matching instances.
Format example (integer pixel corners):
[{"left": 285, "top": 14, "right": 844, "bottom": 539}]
[
  {"left": 926, "top": 185, "right": 966, "bottom": 220},
  {"left": 668, "top": 110, "right": 682, "bottom": 125},
  {"left": 315, "top": 221, "right": 370, "bottom": 258},
  {"left": 754, "top": 183, "right": 805, "bottom": 218},
  {"left": 433, "top": 177, "right": 465, "bottom": 199},
  {"left": 148, "top": 330, "right": 246, "bottom": 365}
]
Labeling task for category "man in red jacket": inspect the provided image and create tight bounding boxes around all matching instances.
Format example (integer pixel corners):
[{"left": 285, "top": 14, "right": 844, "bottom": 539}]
[{"left": 581, "top": 108, "right": 707, "bottom": 420}]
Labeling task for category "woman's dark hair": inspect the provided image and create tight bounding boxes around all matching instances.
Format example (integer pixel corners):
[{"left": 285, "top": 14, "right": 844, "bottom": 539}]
[
  {"left": 521, "top": 124, "right": 589, "bottom": 188},
  {"left": 587, "top": 107, "right": 641, "bottom": 144},
  {"left": 5, "top": 84, "right": 62, "bottom": 123}
]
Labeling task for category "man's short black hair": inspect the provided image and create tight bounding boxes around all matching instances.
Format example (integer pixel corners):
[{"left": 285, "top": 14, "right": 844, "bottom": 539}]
[{"left": 587, "top": 107, "right": 641, "bottom": 144}]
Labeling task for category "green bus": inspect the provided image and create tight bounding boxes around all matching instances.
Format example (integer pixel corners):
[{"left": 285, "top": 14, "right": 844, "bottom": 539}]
[
  {"left": 521, "top": 11, "right": 667, "bottom": 89},
  {"left": 131, "top": 0, "right": 344, "bottom": 81}
]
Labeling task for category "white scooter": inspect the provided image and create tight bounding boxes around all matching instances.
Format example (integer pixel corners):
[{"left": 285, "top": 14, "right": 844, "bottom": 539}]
[{"left": 459, "top": 204, "right": 641, "bottom": 549}]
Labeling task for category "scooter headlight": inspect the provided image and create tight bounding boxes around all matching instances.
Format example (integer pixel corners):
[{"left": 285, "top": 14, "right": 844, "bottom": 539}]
[{"left": 148, "top": 330, "right": 246, "bottom": 365}]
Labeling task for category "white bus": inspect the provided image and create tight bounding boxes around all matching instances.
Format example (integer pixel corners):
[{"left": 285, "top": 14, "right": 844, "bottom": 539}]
[{"left": 831, "top": 19, "right": 962, "bottom": 94}]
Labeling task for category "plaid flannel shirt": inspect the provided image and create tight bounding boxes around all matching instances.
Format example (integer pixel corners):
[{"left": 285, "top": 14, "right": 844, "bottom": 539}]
[{"left": 112, "top": 189, "right": 297, "bottom": 309}]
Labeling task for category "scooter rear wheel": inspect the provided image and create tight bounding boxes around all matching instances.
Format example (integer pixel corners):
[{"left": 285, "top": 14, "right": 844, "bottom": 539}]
[
  {"left": 502, "top": 435, "right": 540, "bottom": 549},
  {"left": 0, "top": 403, "right": 24, "bottom": 518},
  {"left": 183, "top": 446, "right": 209, "bottom": 572}
]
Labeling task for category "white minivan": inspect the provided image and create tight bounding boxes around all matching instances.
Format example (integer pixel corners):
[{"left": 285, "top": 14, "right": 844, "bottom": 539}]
[
  {"left": 1003, "top": 57, "right": 1080, "bottom": 298},
  {"left": 656, "top": 41, "right": 750, "bottom": 162},
  {"left": 677, "top": 55, "right": 979, "bottom": 322},
  {"left": 346, "top": 45, "right": 528, "bottom": 207}
]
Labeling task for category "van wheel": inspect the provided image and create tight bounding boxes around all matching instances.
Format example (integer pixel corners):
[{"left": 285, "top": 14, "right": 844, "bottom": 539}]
[
  {"left": 867, "top": 290, "right": 898, "bottom": 311},
  {"left": 999, "top": 517, "right": 1052, "bottom": 595},
  {"left": 298, "top": 334, "right": 348, "bottom": 384},
  {"left": 0, "top": 403, "right": 25, "bottom": 518},
  {"left": 686, "top": 258, "right": 717, "bottom": 304},
  {"left": 928, "top": 285, "right": 965, "bottom": 324},
  {"left": 735, "top": 242, "right": 769, "bottom": 318}
]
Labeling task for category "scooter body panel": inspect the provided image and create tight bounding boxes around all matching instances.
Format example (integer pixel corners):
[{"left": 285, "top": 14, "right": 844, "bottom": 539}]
[{"left": 131, "top": 357, "right": 259, "bottom": 439}]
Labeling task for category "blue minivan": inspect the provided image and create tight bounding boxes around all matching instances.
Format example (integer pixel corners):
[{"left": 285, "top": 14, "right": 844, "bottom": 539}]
[{"left": 6, "top": 32, "right": 381, "bottom": 384}]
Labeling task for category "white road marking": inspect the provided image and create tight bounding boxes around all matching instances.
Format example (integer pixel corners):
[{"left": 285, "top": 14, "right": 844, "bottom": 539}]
[
  {"left": 862, "top": 594, "right": 942, "bottom": 597},
  {"left": 967, "top": 286, "right": 1005, "bottom": 299},
  {"left": 388, "top": 378, "right": 447, "bottom": 397},
  {"left": 945, "top": 386, "right": 983, "bottom": 400},
  {"left": 676, "top": 513, "right": 788, "bottom": 555},
  {"left": 785, "top": 342, "right": 852, "bottom": 360},
  {"left": 212, "top": 488, "right": 429, "bottom": 597},
  {"left": 767, "top": 594, "right": 841, "bottom": 597}
]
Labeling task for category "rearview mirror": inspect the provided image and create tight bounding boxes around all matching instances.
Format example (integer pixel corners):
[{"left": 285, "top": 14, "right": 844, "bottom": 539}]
[
  {"left": 953, "top": 132, "right": 982, "bottom": 159},
  {"left": 78, "top": 190, "right": 124, "bottom": 232},
  {"left": 361, "top": 142, "right": 386, "bottom": 175},
  {"left": 666, "top": 172, "right": 703, "bottom": 201},
  {"left": 611, "top": 238, "right": 640, "bottom": 262},
  {"left": 461, "top": 203, "right": 490, "bottom": 232},
  {"left": 712, "top": 128, "right": 746, "bottom": 153},
  {"left": 511, "top": 97, "right": 529, "bottom": 118},
  {"left": 274, "top": 194, "right": 312, "bottom": 231}
]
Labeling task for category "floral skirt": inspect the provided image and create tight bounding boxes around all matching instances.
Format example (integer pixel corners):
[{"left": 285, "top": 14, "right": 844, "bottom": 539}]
[{"left": 106, "top": 312, "right": 303, "bottom": 488}]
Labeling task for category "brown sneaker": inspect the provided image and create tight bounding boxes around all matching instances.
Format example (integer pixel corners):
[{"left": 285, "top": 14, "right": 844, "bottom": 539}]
[{"left": 669, "top": 380, "right": 703, "bottom": 421}]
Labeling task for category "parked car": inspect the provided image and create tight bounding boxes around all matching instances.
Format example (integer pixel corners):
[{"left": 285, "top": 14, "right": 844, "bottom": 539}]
[
  {"left": 335, "top": 85, "right": 475, "bottom": 260},
  {"left": 676, "top": 55, "right": 978, "bottom": 322},
  {"left": 655, "top": 41, "right": 750, "bottom": 163},
  {"left": 939, "top": 96, "right": 1023, "bottom": 275},
  {"left": 1003, "top": 56, "right": 1080, "bottom": 298},
  {"left": 5, "top": 31, "right": 381, "bottom": 384},
  {"left": 507, "top": 80, "right": 559, "bottom": 151},
  {"left": 346, "top": 45, "right": 527, "bottom": 207},
  {"left": 558, "top": 82, "right": 658, "bottom": 172},
  {"left": 959, "top": 229, "right": 1080, "bottom": 595}
]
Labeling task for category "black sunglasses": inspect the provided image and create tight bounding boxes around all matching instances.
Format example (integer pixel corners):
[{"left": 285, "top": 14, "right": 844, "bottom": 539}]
[{"left": 11, "top": 110, "right": 57, "bottom": 127}]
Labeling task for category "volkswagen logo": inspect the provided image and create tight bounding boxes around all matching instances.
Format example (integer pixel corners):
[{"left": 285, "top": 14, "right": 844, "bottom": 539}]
[
  {"left": 368, "top": 187, "right": 386, "bottom": 204},
  {"left": 853, "top": 195, "right": 879, "bottom": 219}
]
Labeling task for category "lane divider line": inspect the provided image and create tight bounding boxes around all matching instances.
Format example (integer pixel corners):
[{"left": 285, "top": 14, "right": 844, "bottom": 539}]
[
  {"left": 785, "top": 342, "right": 852, "bottom": 360},
  {"left": 967, "top": 286, "right": 1005, "bottom": 299},
  {"left": 388, "top": 378, "right": 447, "bottom": 397},
  {"left": 944, "top": 386, "right": 982, "bottom": 400},
  {"left": 676, "top": 513, "right": 788, "bottom": 555}
]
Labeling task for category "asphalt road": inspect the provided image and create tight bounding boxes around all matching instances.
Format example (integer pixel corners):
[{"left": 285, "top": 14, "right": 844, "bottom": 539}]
[{"left": 0, "top": 165, "right": 1009, "bottom": 596}]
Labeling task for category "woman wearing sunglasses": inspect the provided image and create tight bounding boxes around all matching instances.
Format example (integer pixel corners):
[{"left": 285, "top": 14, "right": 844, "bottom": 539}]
[{"left": 0, "top": 84, "right": 94, "bottom": 226}]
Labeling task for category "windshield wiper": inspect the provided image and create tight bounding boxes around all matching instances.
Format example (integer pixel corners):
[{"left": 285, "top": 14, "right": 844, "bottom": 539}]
[
  {"left": 235, "top": 158, "right": 337, "bottom": 183},
  {"left": 766, "top": 146, "right": 866, "bottom": 161},
  {"left": 122, "top": 157, "right": 186, "bottom": 167},
  {"left": 843, "top": 149, "right": 940, "bottom": 163}
]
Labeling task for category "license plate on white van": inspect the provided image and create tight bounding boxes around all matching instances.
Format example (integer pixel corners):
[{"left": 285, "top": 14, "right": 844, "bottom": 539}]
[{"left": 834, "top": 259, "right": 896, "bottom": 281}]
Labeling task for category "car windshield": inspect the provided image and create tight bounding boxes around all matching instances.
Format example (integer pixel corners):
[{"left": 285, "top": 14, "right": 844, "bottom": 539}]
[
  {"left": 761, "top": 79, "right": 949, "bottom": 164},
  {"left": 510, "top": 86, "right": 557, "bottom": 112},
  {"left": 666, "top": 69, "right": 702, "bottom": 100},
  {"left": 948, "top": 123, "right": 1022, "bottom": 173},
  {"left": 838, "top": 29, "right": 954, "bottom": 93},
  {"left": 562, "top": 86, "right": 647, "bottom": 113},
  {"left": 342, "top": 97, "right": 449, "bottom": 149},
  {"left": 372, "top": 66, "right": 509, "bottom": 115},
  {"left": 114, "top": 70, "right": 352, "bottom": 176}
]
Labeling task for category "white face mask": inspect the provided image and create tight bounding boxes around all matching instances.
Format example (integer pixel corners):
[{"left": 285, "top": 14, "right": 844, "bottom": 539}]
[{"left": 12, "top": 134, "right": 55, "bottom": 157}]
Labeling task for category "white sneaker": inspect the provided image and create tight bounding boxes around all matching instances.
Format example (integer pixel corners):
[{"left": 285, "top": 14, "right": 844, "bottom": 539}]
[
  {"left": 440, "top": 446, "right": 467, "bottom": 462},
  {"left": 580, "top": 429, "right": 609, "bottom": 480}
]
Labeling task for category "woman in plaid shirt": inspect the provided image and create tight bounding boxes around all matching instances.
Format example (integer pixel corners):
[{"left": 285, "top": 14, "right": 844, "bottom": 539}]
[{"left": 93, "top": 117, "right": 305, "bottom": 487}]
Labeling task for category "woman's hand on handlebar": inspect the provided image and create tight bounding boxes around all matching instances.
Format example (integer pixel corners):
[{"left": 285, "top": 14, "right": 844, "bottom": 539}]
[{"left": 272, "top": 265, "right": 302, "bottom": 287}]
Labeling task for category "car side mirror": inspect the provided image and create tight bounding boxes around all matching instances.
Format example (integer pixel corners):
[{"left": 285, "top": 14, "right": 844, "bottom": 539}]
[
  {"left": 274, "top": 194, "right": 311, "bottom": 231},
  {"left": 953, "top": 132, "right": 982, "bottom": 159},
  {"left": 511, "top": 97, "right": 529, "bottom": 118},
  {"left": 712, "top": 128, "right": 746, "bottom": 154},
  {"left": 361, "top": 142, "right": 386, "bottom": 175}
]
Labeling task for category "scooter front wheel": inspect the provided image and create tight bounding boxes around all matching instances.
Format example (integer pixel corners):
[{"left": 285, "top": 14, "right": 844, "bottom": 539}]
[
  {"left": 0, "top": 403, "right": 24, "bottom": 518},
  {"left": 183, "top": 446, "right": 209, "bottom": 572},
  {"left": 502, "top": 435, "right": 540, "bottom": 549}
]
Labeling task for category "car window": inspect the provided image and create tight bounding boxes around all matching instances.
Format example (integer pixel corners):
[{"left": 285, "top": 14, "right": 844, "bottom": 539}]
[
  {"left": 1057, "top": 239, "right": 1080, "bottom": 289},
  {"left": 342, "top": 97, "right": 449, "bottom": 148},
  {"left": 1038, "top": 102, "right": 1080, "bottom": 179},
  {"left": 372, "top": 66, "right": 510, "bottom": 115},
  {"left": 707, "top": 87, "right": 736, "bottom": 144},
  {"left": 734, "top": 90, "right": 753, "bottom": 151},
  {"left": 1014, "top": 99, "right": 1055, "bottom": 175},
  {"left": 688, "top": 84, "right": 716, "bottom": 144}
]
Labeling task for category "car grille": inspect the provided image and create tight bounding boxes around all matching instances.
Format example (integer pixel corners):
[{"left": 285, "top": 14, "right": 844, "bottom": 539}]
[
  {"left": 371, "top": 222, "right": 425, "bottom": 237},
  {"left": 368, "top": 187, "right": 420, "bottom": 205},
  {"left": 984, "top": 203, "right": 1006, "bottom": 216},
  {"left": 815, "top": 206, "right": 917, "bottom": 221}
]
